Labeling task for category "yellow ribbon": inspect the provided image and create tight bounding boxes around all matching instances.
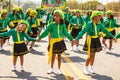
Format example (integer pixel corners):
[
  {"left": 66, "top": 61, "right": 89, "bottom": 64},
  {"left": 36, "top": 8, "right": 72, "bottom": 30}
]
[
  {"left": 37, "top": 19, "right": 42, "bottom": 26},
  {"left": 101, "top": 28, "right": 115, "bottom": 37},
  {"left": 16, "top": 31, "right": 24, "bottom": 44},
  {"left": 31, "top": 24, "right": 37, "bottom": 28},
  {"left": 87, "top": 36, "right": 98, "bottom": 58},
  {"left": 48, "top": 38, "right": 63, "bottom": 64},
  {"left": 93, "top": 22, "right": 97, "bottom": 36},
  {"left": 10, "top": 21, "right": 18, "bottom": 27},
  {"left": 67, "top": 23, "right": 71, "bottom": 31}
]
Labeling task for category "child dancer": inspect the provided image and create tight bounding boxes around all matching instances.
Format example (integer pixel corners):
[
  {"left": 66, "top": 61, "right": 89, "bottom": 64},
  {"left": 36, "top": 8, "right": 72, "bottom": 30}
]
[
  {"left": 0, "top": 9, "right": 10, "bottom": 50},
  {"left": 38, "top": 10, "right": 73, "bottom": 74},
  {"left": 74, "top": 11, "right": 116, "bottom": 74},
  {"left": 0, "top": 20, "right": 37, "bottom": 71}
]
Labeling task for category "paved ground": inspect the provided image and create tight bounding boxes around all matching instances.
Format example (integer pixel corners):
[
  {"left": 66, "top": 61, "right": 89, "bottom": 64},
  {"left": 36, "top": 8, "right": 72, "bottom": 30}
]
[{"left": 0, "top": 34, "right": 120, "bottom": 80}]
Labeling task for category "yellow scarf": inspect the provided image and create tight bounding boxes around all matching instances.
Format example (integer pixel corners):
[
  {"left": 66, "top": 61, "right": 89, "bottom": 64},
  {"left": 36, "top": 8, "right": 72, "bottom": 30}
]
[
  {"left": 48, "top": 24, "right": 62, "bottom": 64},
  {"left": 87, "top": 22, "right": 98, "bottom": 58},
  {"left": 48, "top": 38, "right": 63, "bottom": 64}
]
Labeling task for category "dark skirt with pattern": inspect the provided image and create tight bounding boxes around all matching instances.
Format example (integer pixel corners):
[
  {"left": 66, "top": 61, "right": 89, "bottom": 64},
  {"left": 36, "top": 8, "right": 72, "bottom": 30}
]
[
  {"left": 48, "top": 40, "right": 67, "bottom": 54},
  {"left": 103, "top": 30, "right": 115, "bottom": 39},
  {"left": 13, "top": 42, "right": 29, "bottom": 56},
  {"left": 71, "top": 28, "right": 82, "bottom": 38},
  {"left": 83, "top": 37, "right": 102, "bottom": 52},
  {"left": 0, "top": 30, "right": 9, "bottom": 39},
  {"left": 28, "top": 27, "right": 38, "bottom": 38}
]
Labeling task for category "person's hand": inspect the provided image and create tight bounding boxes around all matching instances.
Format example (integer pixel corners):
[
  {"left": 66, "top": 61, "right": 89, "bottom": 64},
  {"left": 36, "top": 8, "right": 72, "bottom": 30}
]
[
  {"left": 30, "top": 32, "right": 33, "bottom": 35},
  {"left": 74, "top": 24, "right": 77, "bottom": 26},
  {"left": 36, "top": 39, "right": 40, "bottom": 42}
]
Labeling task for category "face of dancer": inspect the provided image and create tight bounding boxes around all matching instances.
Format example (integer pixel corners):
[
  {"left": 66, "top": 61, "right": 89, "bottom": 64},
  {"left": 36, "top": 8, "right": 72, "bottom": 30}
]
[
  {"left": 18, "top": 24, "right": 27, "bottom": 32},
  {"left": 53, "top": 12, "right": 62, "bottom": 23}
]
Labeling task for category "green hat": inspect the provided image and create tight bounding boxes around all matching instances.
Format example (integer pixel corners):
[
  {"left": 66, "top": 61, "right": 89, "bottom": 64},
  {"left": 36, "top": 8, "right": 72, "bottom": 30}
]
[
  {"left": 13, "top": 7, "right": 19, "bottom": 11},
  {"left": 106, "top": 10, "right": 113, "bottom": 15},
  {"left": 19, "top": 6, "right": 23, "bottom": 11},
  {"left": 91, "top": 11, "right": 101, "bottom": 19},
  {"left": 98, "top": 11, "right": 103, "bottom": 16},
  {"left": 18, "top": 20, "right": 29, "bottom": 28},
  {"left": 76, "top": 9, "right": 81, "bottom": 13},
  {"left": 36, "top": 7, "right": 41, "bottom": 11},
  {"left": 1, "top": 9, "right": 7, "bottom": 15},
  {"left": 54, "top": 10, "right": 64, "bottom": 19},
  {"left": 30, "top": 10, "right": 37, "bottom": 16}
]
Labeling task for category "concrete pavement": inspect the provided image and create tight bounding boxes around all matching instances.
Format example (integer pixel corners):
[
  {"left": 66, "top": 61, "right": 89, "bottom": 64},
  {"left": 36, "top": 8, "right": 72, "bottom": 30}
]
[{"left": 0, "top": 36, "right": 120, "bottom": 80}]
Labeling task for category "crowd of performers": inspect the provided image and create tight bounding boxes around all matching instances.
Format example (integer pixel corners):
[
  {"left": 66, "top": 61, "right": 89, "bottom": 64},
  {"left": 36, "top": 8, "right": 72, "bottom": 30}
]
[{"left": 0, "top": 6, "right": 120, "bottom": 75}]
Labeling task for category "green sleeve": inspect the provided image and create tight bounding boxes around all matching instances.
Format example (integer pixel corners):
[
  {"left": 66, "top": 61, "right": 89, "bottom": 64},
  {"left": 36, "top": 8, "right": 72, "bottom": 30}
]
[
  {"left": 24, "top": 32, "right": 36, "bottom": 41},
  {"left": 0, "top": 29, "right": 13, "bottom": 36},
  {"left": 116, "top": 33, "right": 120, "bottom": 39},
  {"left": 114, "top": 20, "right": 120, "bottom": 27},
  {"left": 39, "top": 23, "right": 52, "bottom": 39},
  {"left": 28, "top": 23, "right": 32, "bottom": 33},
  {"left": 101, "top": 24, "right": 114, "bottom": 38},
  {"left": 63, "top": 24, "right": 73, "bottom": 41},
  {"left": 75, "top": 23, "right": 89, "bottom": 40},
  {"left": 70, "top": 17, "right": 75, "bottom": 26}
]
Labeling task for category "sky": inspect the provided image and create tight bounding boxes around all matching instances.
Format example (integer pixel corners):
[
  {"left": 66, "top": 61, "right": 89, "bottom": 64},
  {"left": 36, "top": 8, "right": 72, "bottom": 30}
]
[{"left": 18, "top": 0, "right": 120, "bottom": 5}]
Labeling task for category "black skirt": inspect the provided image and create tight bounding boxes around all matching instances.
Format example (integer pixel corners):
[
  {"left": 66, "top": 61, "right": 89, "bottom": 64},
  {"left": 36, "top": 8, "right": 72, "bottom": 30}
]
[
  {"left": 13, "top": 42, "right": 29, "bottom": 56},
  {"left": 28, "top": 27, "right": 38, "bottom": 38},
  {"left": 71, "top": 28, "right": 82, "bottom": 38},
  {"left": 83, "top": 37, "right": 102, "bottom": 52},
  {"left": 48, "top": 40, "right": 67, "bottom": 54},
  {"left": 0, "top": 30, "right": 9, "bottom": 39},
  {"left": 103, "top": 30, "right": 115, "bottom": 39}
]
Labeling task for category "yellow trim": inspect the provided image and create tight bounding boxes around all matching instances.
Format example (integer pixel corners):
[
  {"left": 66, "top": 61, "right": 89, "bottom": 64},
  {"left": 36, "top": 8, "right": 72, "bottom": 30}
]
[
  {"left": 67, "top": 23, "right": 71, "bottom": 31},
  {"left": 110, "top": 20, "right": 112, "bottom": 28},
  {"left": 37, "top": 19, "right": 42, "bottom": 26},
  {"left": 101, "top": 28, "right": 115, "bottom": 37},
  {"left": 58, "top": 24, "right": 60, "bottom": 38},
  {"left": 87, "top": 35, "right": 99, "bottom": 58},
  {"left": 48, "top": 38, "right": 63, "bottom": 64},
  {"left": 107, "top": 28, "right": 115, "bottom": 32},
  {"left": 10, "top": 21, "right": 18, "bottom": 27},
  {"left": 0, "top": 28, "right": 7, "bottom": 31},
  {"left": 93, "top": 22, "right": 97, "bottom": 36},
  {"left": 31, "top": 24, "right": 37, "bottom": 28},
  {"left": 14, "top": 41, "right": 24, "bottom": 44},
  {"left": 2, "top": 21, "right": 5, "bottom": 29}
]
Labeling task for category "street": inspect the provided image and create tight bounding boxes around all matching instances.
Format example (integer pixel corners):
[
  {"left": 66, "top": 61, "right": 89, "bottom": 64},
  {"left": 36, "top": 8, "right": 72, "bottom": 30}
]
[{"left": 0, "top": 35, "right": 120, "bottom": 80}]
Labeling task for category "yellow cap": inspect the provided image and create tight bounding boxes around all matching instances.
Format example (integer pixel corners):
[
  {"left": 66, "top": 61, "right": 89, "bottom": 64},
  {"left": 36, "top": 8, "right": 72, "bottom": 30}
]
[
  {"left": 1, "top": 9, "right": 7, "bottom": 15},
  {"left": 30, "top": 10, "right": 37, "bottom": 16}
]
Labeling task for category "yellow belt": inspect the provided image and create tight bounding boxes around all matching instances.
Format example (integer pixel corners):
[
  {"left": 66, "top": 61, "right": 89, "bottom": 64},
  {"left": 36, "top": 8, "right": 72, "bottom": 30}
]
[
  {"left": 74, "top": 26, "right": 81, "bottom": 29},
  {"left": 87, "top": 36, "right": 99, "bottom": 58},
  {"left": 0, "top": 28, "right": 7, "bottom": 32},
  {"left": 37, "top": 19, "right": 42, "bottom": 26},
  {"left": 107, "top": 28, "right": 115, "bottom": 32},
  {"left": 10, "top": 20, "right": 19, "bottom": 27},
  {"left": 101, "top": 28, "right": 115, "bottom": 37},
  {"left": 14, "top": 41, "right": 24, "bottom": 44},
  {"left": 48, "top": 38, "right": 63, "bottom": 64},
  {"left": 32, "top": 24, "right": 37, "bottom": 28}
]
